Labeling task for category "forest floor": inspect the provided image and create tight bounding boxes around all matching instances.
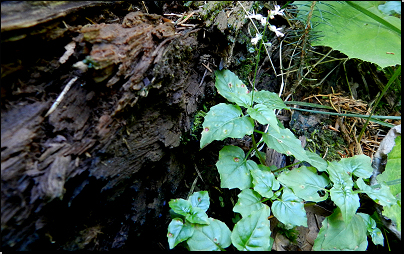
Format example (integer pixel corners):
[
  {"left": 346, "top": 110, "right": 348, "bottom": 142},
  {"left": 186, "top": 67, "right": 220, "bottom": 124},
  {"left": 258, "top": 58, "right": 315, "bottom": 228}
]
[{"left": 1, "top": 1, "right": 401, "bottom": 251}]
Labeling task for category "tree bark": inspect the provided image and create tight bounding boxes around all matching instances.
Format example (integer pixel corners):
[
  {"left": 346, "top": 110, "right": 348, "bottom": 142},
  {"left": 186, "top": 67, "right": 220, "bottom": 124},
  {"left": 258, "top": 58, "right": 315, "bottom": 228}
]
[{"left": 1, "top": 1, "right": 251, "bottom": 250}]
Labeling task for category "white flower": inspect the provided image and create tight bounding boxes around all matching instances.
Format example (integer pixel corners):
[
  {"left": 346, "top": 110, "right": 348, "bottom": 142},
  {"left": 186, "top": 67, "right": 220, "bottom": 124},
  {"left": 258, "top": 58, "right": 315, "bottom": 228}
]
[
  {"left": 269, "top": 5, "right": 285, "bottom": 19},
  {"left": 251, "top": 33, "right": 263, "bottom": 45},
  {"left": 245, "top": 13, "right": 267, "bottom": 25},
  {"left": 245, "top": 14, "right": 263, "bottom": 20},
  {"left": 259, "top": 16, "right": 267, "bottom": 25},
  {"left": 269, "top": 25, "right": 284, "bottom": 37}
]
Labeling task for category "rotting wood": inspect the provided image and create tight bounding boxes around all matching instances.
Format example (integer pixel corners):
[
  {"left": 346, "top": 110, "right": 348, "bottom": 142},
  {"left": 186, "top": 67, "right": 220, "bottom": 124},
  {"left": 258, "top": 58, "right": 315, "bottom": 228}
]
[{"left": 1, "top": 1, "right": 251, "bottom": 251}]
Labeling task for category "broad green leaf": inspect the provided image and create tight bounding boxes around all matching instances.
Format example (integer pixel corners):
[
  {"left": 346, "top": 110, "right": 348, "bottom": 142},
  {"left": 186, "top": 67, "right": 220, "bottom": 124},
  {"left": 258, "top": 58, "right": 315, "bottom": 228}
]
[
  {"left": 326, "top": 161, "right": 353, "bottom": 188},
  {"left": 313, "top": 207, "right": 368, "bottom": 251},
  {"left": 169, "top": 199, "right": 193, "bottom": 217},
  {"left": 382, "top": 200, "right": 401, "bottom": 232},
  {"left": 277, "top": 166, "right": 330, "bottom": 202},
  {"left": 330, "top": 185, "right": 360, "bottom": 224},
  {"left": 169, "top": 199, "right": 210, "bottom": 225},
  {"left": 356, "top": 178, "right": 396, "bottom": 207},
  {"left": 369, "top": 227, "right": 384, "bottom": 246},
  {"left": 216, "top": 146, "right": 257, "bottom": 190},
  {"left": 377, "top": 136, "right": 401, "bottom": 197},
  {"left": 215, "top": 69, "right": 252, "bottom": 108},
  {"left": 188, "top": 191, "right": 210, "bottom": 212},
  {"left": 247, "top": 104, "right": 280, "bottom": 133},
  {"left": 376, "top": 135, "right": 401, "bottom": 231},
  {"left": 298, "top": 1, "right": 401, "bottom": 68},
  {"left": 305, "top": 150, "right": 328, "bottom": 172},
  {"left": 338, "top": 154, "right": 373, "bottom": 178},
  {"left": 186, "top": 206, "right": 210, "bottom": 225},
  {"left": 357, "top": 213, "right": 384, "bottom": 246},
  {"left": 200, "top": 103, "right": 254, "bottom": 149},
  {"left": 251, "top": 165, "right": 280, "bottom": 199},
  {"left": 231, "top": 206, "right": 272, "bottom": 251},
  {"left": 167, "top": 218, "right": 194, "bottom": 249},
  {"left": 262, "top": 125, "right": 310, "bottom": 162},
  {"left": 328, "top": 158, "right": 358, "bottom": 225},
  {"left": 271, "top": 188, "right": 307, "bottom": 228},
  {"left": 253, "top": 90, "right": 289, "bottom": 110},
  {"left": 233, "top": 189, "right": 265, "bottom": 218},
  {"left": 187, "top": 218, "right": 232, "bottom": 251}
]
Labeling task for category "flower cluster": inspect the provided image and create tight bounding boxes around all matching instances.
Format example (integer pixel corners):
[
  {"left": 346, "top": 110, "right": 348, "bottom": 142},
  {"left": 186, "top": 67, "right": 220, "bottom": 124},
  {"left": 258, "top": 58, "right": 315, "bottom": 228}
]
[{"left": 245, "top": 5, "right": 285, "bottom": 45}]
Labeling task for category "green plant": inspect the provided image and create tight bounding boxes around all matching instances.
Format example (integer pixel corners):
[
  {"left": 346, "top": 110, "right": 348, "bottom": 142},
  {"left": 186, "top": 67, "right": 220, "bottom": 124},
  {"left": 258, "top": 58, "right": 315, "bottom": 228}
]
[
  {"left": 167, "top": 2, "right": 400, "bottom": 250},
  {"left": 296, "top": 1, "right": 401, "bottom": 69},
  {"left": 167, "top": 68, "right": 398, "bottom": 251}
]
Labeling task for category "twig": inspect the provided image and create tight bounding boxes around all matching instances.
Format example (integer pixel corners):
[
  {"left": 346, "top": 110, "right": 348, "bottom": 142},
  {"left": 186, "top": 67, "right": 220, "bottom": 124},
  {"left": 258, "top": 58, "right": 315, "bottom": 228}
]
[
  {"left": 164, "top": 13, "right": 183, "bottom": 17},
  {"left": 187, "top": 176, "right": 199, "bottom": 199},
  {"left": 85, "top": 17, "right": 96, "bottom": 24},
  {"left": 199, "top": 69, "right": 208, "bottom": 87},
  {"left": 194, "top": 163, "right": 205, "bottom": 183},
  {"left": 201, "top": 62, "right": 212, "bottom": 72},
  {"left": 141, "top": 1, "right": 148, "bottom": 13},
  {"left": 177, "top": 11, "right": 196, "bottom": 25},
  {"left": 179, "top": 24, "right": 197, "bottom": 27},
  {"left": 45, "top": 76, "right": 78, "bottom": 117},
  {"left": 238, "top": 2, "right": 260, "bottom": 34},
  {"left": 278, "top": 40, "right": 285, "bottom": 97}
]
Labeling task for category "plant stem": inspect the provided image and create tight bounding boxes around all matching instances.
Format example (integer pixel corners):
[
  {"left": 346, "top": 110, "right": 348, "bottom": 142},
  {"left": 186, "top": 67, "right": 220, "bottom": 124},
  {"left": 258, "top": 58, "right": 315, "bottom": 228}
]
[
  {"left": 251, "top": 134, "right": 266, "bottom": 165},
  {"left": 272, "top": 162, "right": 301, "bottom": 173},
  {"left": 250, "top": 13, "right": 270, "bottom": 107},
  {"left": 289, "top": 107, "right": 401, "bottom": 119},
  {"left": 357, "top": 65, "right": 401, "bottom": 143},
  {"left": 297, "top": 1, "right": 317, "bottom": 83}
]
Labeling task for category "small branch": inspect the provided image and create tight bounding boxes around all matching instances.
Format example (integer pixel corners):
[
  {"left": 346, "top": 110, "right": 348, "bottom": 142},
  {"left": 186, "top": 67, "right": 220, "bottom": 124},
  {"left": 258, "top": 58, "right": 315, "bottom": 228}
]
[{"left": 45, "top": 76, "right": 78, "bottom": 117}]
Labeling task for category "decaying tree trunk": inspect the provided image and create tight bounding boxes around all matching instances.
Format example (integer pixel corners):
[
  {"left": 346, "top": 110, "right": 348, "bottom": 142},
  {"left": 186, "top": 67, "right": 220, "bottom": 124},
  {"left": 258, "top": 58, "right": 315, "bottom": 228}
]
[{"left": 1, "top": 1, "right": 253, "bottom": 250}]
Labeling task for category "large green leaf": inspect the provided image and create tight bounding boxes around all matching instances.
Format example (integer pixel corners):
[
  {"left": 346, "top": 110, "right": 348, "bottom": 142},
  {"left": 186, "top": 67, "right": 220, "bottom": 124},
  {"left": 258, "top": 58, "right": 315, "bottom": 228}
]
[
  {"left": 187, "top": 218, "right": 232, "bottom": 251},
  {"left": 169, "top": 199, "right": 193, "bottom": 217},
  {"left": 188, "top": 191, "right": 210, "bottom": 212},
  {"left": 200, "top": 103, "right": 254, "bottom": 149},
  {"left": 215, "top": 146, "right": 257, "bottom": 190},
  {"left": 305, "top": 150, "right": 328, "bottom": 172},
  {"left": 251, "top": 165, "right": 280, "bottom": 199},
  {"left": 262, "top": 126, "right": 310, "bottom": 162},
  {"left": 231, "top": 206, "right": 272, "bottom": 251},
  {"left": 313, "top": 207, "right": 368, "bottom": 251},
  {"left": 298, "top": 1, "right": 401, "bottom": 68},
  {"left": 376, "top": 135, "right": 401, "bottom": 231},
  {"left": 233, "top": 189, "right": 266, "bottom": 218},
  {"left": 338, "top": 154, "right": 373, "bottom": 179},
  {"left": 167, "top": 218, "right": 194, "bottom": 249},
  {"left": 215, "top": 69, "right": 252, "bottom": 108},
  {"left": 169, "top": 199, "right": 210, "bottom": 225},
  {"left": 382, "top": 199, "right": 401, "bottom": 232},
  {"left": 271, "top": 188, "right": 307, "bottom": 228},
  {"left": 327, "top": 161, "right": 359, "bottom": 223},
  {"left": 356, "top": 178, "right": 397, "bottom": 207},
  {"left": 377, "top": 136, "right": 401, "bottom": 196},
  {"left": 247, "top": 104, "right": 280, "bottom": 133},
  {"left": 253, "top": 90, "right": 289, "bottom": 110},
  {"left": 326, "top": 160, "right": 353, "bottom": 188},
  {"left": 357, "top": 213, "right": 384, "bottom": 246},
  {"left": 277, "top": 166, "right": 330, "bottom": 202},
  {"left": 186, "top": 207, "right": 210, "bottom": 225},
  {"left": 330, "top": 185, "right": 360, "bottom": 224}
]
